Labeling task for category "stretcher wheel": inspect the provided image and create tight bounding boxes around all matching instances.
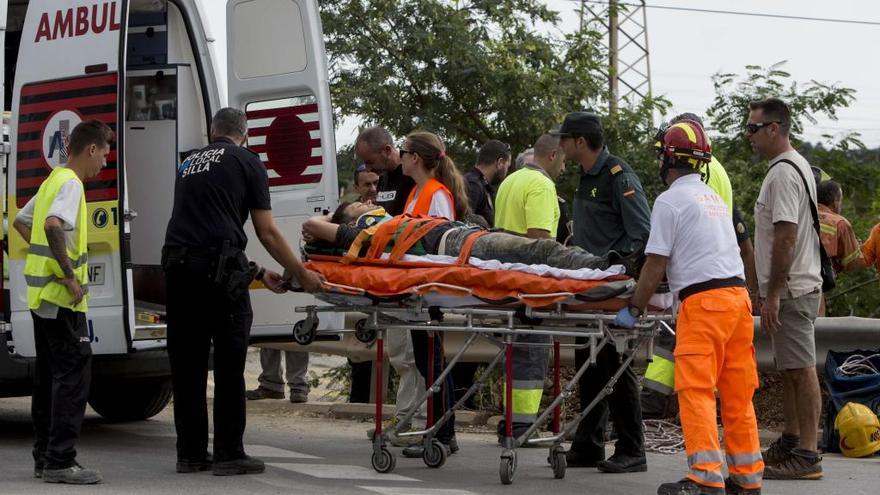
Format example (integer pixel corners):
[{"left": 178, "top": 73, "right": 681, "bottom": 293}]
[
  {"left": 550, "top": 447, "right": 566, "bottom": 479},
  {"left": 499, "top": 449, "right": 516, "bottom": 485},
  {"left": 355, "top": 319, "right": 376, "bottom": 344},
  {"left": 293, "top": 318, "right": 317, "bottom": 345},
  {"left": 423, "top": 439, "right": 447, "bottom": 468},
  {"left": 371, "top": 447, "right": 396, "bottom": 473}
]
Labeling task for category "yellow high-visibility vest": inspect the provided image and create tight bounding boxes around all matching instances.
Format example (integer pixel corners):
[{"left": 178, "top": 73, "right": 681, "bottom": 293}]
[{"left": 24, "top": 167, "right": 89, "bottom": 313}]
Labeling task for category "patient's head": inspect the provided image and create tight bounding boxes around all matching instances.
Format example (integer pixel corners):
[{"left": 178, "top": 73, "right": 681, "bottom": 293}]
[{"left": 331, "top": 201, "right": 376, "bottom": 225}]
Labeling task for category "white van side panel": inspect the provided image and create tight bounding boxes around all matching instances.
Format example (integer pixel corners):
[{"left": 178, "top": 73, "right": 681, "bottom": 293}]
[
  {"left": 7, "top": 0, "right": 128, "bottom": 356},
  {"left": 226, "top": 0, "right": 340, "bottom": 334}
]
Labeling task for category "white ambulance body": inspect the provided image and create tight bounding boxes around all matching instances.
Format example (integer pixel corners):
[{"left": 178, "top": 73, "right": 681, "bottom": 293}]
[{"left": 0, "top": 0, "right": 339, "bottom": 419}]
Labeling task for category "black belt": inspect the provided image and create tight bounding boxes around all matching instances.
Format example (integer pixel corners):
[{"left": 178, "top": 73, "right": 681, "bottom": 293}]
[{"left": 679, "top": 277, "right": 745, "bottom": 302}]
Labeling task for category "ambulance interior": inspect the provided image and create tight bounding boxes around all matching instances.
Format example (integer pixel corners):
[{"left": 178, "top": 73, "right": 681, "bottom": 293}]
[
  {"left": 124, "top": 0, "right": 209, "bottom": 330},
  {"left": 4, "top": 0, "right": 209, "bottom": 332}
]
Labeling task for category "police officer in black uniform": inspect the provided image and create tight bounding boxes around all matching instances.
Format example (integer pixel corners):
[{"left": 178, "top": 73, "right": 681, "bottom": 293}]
[
  {"left": 551, "top": 112, "right": 652, "bottom": 473},
  {"left": 163, "top": 108, "right": 323, "bottom": 476}
]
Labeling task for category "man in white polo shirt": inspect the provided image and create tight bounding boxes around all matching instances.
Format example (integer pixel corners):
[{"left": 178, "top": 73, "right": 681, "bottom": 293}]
[{"left": 616, "top": 120, "right": 762, "bottom": 495}]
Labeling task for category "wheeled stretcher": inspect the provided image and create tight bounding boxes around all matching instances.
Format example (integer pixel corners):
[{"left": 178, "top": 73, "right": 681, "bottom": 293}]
[{"left": 290, "top": 254, "right": 674, "bottom": 485}]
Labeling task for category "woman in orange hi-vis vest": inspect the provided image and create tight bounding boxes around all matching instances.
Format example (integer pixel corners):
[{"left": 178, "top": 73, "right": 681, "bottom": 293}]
[
  {"left": 400, "top": 131, "right": 471, "bottom": 220},
  {"left": 394, "top": 131, "right": 471, "bottom": 459}
]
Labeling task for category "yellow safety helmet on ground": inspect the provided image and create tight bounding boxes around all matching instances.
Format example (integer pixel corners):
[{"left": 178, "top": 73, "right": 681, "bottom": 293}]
[{"left": 834, "top": 402, "right": 880, "bottom": 458}]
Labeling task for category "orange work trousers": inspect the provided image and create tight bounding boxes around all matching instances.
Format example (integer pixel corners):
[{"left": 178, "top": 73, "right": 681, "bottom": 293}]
[{"left": 675, "top": 286, "right": 763, "bottom": 490}]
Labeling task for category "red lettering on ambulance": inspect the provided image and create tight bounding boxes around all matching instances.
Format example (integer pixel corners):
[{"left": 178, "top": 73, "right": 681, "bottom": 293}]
[
  {"left": 109, "top": 2, "right": 122, "bottom": 31},
  {"left": 91, "top": 3, "right": 109, "bottom": 33},
  {"left": 75, "top": 7, "right": 89, "bottom": 36},
  {"left": 35, "top": 13, "right": 51, "bottom": 42},
  {"left": 53, "top": 9, "right": 74, "bottom": 40},
  {"left": 34, "top": 2, "right": 121, "bottom": 43}
]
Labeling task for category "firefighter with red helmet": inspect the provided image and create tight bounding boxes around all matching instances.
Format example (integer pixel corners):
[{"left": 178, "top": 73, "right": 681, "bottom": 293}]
[{"left": 615, "top": 121, "right": 764, "bottom": 495}]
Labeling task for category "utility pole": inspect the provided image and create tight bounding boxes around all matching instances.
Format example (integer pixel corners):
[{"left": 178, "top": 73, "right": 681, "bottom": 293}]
[
  {"left": 579, "top": 0, "right": 652, "bottom": 114},
  {"left": 608, "top": 0, "right": 619, "bottom": 114}
]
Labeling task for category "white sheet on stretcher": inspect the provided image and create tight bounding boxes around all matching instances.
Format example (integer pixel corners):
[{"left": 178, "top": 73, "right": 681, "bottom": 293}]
[{"left": 378, "top": 253, "right": 626, "bottom": 280}]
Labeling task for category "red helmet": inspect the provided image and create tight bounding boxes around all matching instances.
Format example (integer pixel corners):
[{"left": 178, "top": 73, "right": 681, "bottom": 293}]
[{"left": 659, "top": 119, "right": 712, "bottom": 169}]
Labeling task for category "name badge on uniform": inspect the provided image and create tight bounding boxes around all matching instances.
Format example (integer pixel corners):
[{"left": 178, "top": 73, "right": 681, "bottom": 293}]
[{"left": 377, "top": 191, "right": 396, "bottom": 202}]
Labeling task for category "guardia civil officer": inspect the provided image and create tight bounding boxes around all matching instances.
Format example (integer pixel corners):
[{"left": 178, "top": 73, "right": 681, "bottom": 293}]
[
  {"left": 552, "top": 111, "right": 652, "bottom": 473},
  {"left": 163, "top": 108, "right": 323, "bottom": 476}
]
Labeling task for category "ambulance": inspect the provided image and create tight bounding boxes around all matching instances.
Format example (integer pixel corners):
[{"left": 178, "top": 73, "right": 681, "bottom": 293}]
[{"left": 0, "top": 0, "right": 339, "bottom": 420}]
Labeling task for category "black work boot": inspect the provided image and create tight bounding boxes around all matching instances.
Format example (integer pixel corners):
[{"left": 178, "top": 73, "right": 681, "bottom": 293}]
[
  {"left": 657, "top": 479, "right": 724, "bottom": 495},
  {"left": 724, "top": 477, "right": 761, "bottom": 494},
  {"left": 177, "top": 452, "right": 214, "bottom": 473},
  {"left": 597, "top": 452, "right": 648, "bottom": 473},
  {"left": 212, "top": 455, "right": 265, "bottom": 476},
  {"left": 42, "top": 463, "right": 103, "bottom": 484},
  {"left": 565, "top": 449, "right": 602, "bottom": 468},
  {"left": 245, "top": 387, "right": 284, "bottom": 400}
]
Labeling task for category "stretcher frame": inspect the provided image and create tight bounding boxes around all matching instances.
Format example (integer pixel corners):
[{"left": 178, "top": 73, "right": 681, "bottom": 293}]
[{"left": 292, "top": 283, "right": 673, "bottom": 485}]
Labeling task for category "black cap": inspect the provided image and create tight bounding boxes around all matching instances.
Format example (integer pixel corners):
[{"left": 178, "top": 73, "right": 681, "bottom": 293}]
[{"left": 549, "top": 112, "right": 602, "bottom": 137}]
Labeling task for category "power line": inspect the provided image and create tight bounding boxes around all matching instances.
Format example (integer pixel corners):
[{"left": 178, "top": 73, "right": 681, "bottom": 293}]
[{"left": 580, "top": 1, "right": 880, "bottom": 26}]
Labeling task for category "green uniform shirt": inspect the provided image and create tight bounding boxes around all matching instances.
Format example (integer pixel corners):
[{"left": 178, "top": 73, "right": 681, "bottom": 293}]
[
  {"left": 495, "top": 165, "right": 560, "bottom": 238},
  {"left": 572, "top": 147, "right": 651, "bottom": 256}
]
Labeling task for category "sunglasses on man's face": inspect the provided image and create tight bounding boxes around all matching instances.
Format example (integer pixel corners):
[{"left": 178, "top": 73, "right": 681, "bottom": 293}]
[{"left": 745, "top": 121, "right": 780, "bottom": 135}]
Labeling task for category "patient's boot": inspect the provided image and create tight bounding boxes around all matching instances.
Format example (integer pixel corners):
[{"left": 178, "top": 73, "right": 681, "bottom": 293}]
[{"left": 608, "top": 249, "right": 645, "bottom": 278}]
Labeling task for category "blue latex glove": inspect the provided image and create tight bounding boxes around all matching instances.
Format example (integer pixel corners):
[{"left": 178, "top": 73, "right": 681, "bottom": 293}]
[{"left": 614, "top": 307, "right": 637, "bottom": 328}]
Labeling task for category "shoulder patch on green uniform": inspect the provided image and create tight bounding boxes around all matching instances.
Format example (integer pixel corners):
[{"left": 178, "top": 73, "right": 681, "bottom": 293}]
[
  {"left": 610, "top": 164, "right": 623, "bottom": 175},
  {"left": 623, "top": 189, "right": 636, "bottom": 197}
]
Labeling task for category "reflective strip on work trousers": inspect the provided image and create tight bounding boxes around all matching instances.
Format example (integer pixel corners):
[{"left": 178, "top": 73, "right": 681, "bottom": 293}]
[
  {"left": 643, "top": 348, "right": 675, "bottom": 395},
  {"left": 728, "top": 472, "right": 763, "bottom": 488},
  {"left": 687, "top": 450, "right": 725, "bottom": 487},
  {"left": 503, "top": 380, "right": 544, "bottom": 423},
  {"left": 726, "top": 452, "right": 763, "bottom": 488},
  {"left": 726, "top": 452, "right": 762, "bottom": 467}
]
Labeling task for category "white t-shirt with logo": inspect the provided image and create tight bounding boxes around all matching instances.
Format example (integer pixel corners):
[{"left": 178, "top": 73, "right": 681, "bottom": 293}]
[
  {"left": 645, "top": 174, "right": 744, "bottom": 294},
  {"left": 15, "top": 178, "right": 83, "bottom": 319}
]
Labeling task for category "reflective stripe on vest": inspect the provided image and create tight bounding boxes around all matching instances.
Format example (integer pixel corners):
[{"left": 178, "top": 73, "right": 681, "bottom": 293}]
[{"left": 23, "top": 167, "right": 89, "bottom": 312}]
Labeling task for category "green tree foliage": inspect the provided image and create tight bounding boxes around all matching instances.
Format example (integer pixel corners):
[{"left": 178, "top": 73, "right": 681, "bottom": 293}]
[
  {"left": 701, "top": 63, "right": 880, "bottom": 316},
  {"left": 321, "top": 0, "right": 666, "bottom": 199},
  {"left": 323, "top": 0, "right": 607, "bottom": 159},
  {"left": 703, "top": 62, "right": 862, "bottom": 223}
]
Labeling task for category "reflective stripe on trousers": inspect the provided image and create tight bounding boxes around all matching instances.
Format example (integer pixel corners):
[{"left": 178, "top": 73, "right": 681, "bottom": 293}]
[
  {"left": 686, "top": 450, "right": 726, "bottom": 487},
  {"left": 503, "top": 380, "right": 543, "bottom": 423},
  {"left": 726, "top": 452, "right": 764, "bottom": 489},
  {"left": 643, "top": 349, "right": 675, "bottom": 395}
]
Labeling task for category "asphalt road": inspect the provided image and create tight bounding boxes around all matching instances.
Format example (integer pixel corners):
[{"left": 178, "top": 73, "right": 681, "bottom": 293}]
[{"left": 0, "top": 350, "right": 877, "bottom": 494}]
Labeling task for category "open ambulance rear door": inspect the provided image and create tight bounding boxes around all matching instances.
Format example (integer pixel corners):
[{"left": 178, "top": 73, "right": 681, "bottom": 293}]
[
  {"left": 225, "top": 0, "right": 341, "bottom": 339},
  {"left": 6, "top": 0, "right": 131, "bottom": 356}
]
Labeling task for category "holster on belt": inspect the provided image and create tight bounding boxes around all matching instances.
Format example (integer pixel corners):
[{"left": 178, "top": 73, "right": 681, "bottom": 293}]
[{"left": 161, "top": 240, "right": 254, "bottom": 300}]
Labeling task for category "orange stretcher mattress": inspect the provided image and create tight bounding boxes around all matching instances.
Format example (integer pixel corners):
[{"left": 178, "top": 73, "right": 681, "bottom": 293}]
[{"left": 305, "top": 255, "right": 634, "bottom": 309}]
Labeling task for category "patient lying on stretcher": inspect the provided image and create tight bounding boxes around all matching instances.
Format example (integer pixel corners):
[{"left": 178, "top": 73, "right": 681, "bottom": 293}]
[{"left": 302, "top": 202, "right": 642, "bottom": 276}]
